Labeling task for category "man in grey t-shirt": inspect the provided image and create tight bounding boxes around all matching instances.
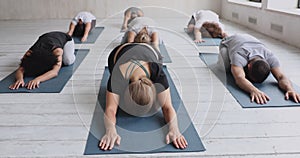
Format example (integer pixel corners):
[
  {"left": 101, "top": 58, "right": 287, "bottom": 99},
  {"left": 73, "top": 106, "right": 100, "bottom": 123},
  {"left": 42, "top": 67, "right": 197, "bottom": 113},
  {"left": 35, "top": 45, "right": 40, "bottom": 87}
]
[{"left": 217, "top": 34, "right": 300, "bottom": 104}]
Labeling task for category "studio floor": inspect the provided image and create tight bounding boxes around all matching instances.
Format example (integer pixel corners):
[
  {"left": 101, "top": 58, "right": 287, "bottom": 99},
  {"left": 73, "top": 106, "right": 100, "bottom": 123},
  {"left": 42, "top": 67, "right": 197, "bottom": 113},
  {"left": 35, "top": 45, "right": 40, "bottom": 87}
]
[{"left": 1, "top": 11, "right": 300, "bottom": 158}]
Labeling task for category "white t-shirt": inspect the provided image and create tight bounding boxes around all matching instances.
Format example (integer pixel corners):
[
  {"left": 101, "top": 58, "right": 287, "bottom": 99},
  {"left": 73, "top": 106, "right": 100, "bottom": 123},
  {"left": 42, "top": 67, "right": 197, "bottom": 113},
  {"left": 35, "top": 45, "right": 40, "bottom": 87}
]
[
  {"left": 219, "top": 34, "right": 280, "bottom": 70},
  {"left": 71, "top": 11, "right": 96, "bottom": 25},
  {"left": 193, "top": 10, "right": 224, "bottom": 30},
  {"left": 128, "top": 17, "right": 157, "bottom": 35}
]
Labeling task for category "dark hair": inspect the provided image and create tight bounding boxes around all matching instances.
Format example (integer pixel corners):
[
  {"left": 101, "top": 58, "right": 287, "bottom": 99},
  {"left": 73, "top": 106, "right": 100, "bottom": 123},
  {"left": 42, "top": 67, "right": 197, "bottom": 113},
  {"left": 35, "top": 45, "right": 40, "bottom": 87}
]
[
  {"left": 20, "top": 50, "right": 58, "bottom": 77},
  {"left": 246, "top": 59, "right": 270, "bottom": 83}
]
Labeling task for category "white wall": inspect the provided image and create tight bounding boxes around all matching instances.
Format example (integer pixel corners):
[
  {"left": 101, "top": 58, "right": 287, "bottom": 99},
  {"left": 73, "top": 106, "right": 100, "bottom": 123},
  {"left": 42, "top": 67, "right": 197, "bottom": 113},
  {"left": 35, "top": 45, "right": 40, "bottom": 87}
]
[
  {"left": 221, "top": 0, "right": 300, "bottom": 49},
  {"left": 0, "top": 0, "right": 221, "bottom": 20}
]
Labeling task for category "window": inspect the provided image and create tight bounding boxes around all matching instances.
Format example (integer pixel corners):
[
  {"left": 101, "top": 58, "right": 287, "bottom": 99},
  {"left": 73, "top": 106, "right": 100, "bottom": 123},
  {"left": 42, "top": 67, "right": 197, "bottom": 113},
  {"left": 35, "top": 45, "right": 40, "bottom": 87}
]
[
  {"left": 298, "top": 0, "right": 300, "bottom": 8},
  {"left": 249, "top": 0, "right": 261, "bottom": 2},
  {"left": 228, "top": 0, "right": 262, "bottom": 8}
]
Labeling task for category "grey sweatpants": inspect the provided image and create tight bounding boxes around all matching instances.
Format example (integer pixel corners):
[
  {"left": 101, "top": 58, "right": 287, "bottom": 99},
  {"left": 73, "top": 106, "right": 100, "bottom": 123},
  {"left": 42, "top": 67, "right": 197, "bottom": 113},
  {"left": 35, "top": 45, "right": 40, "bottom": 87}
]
[{"left": 62, "top": 39, "right": 75, "bottom": 65}]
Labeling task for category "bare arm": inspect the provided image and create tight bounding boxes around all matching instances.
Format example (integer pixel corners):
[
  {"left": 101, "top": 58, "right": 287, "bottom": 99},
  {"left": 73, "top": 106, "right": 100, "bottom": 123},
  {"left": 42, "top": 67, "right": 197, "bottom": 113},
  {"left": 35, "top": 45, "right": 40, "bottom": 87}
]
[
  {"left": 151, "top": 32, "right": 160, "bottom": 52},
  {"left": 121, "top": 11, "right": 131, "bottom": 31},
  {"left": 26, "top": 48, "right": 63, "bottom": 89},
  {"left": 158, "top": 88, "right": 187, "bottom": 149},
  {"left": 127, "top": 31, "right": 136, "bottom": 43},
  {"left": 231, "top": 65, "right": 270, "bottom": 104},
  {"left": 67, "top": 22, "right": 76, "bottom": 36},
  {"left": 193, "top": 28, "right": 204, "bottom": 43},
  {"left": 81, "top": 22, "right": 91, "bottom": 42},
  {"left": 9, "top": 66, "right": 25, "bottom": 89},
  {"left": 99, "top": 91, "right": 121, "bottom": 150},
  {"left": 271, "top": 67, "right": 300, "bottom": 103}
]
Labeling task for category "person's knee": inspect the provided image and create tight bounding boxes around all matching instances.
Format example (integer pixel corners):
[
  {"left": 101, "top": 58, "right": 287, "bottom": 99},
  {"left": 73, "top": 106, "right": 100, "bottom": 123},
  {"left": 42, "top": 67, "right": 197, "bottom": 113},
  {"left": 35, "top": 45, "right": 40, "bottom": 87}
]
[
  {"left": 220, "top": 46, "right": 227, "bottom": 55},
  {"left": 63, "top": 57, "right": 75, "bottom": 65},
  {"left": 187, "top": 25, "right": 195, "bottom": 33},
  {"left": 63, "top": 40, "right": 75, "bottom": 65}
]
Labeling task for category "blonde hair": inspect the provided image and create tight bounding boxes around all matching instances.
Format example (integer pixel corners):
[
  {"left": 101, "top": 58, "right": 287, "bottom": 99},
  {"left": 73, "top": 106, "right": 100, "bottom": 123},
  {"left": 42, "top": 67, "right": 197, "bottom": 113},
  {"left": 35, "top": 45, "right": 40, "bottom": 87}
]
[
  {"left": 122, "top": 77, "right": 157, "bottom": 117},
  {"left": 134, "top": 27, "right": 151, "bottom": 44}
]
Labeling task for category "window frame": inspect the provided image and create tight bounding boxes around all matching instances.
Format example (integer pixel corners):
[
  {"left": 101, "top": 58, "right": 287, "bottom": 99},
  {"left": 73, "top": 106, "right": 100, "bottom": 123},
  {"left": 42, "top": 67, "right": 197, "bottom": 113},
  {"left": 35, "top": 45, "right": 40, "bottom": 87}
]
[{"left": 249, "top": 0, "right": 262, "bottom": 2}]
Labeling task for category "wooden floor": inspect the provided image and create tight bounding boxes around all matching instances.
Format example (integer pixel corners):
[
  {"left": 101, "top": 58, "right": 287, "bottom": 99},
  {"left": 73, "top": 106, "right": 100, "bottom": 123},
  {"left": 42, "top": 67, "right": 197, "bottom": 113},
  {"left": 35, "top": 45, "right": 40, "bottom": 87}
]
[{"left": 1, "top": 13, "right": 300, "bottom": 158}]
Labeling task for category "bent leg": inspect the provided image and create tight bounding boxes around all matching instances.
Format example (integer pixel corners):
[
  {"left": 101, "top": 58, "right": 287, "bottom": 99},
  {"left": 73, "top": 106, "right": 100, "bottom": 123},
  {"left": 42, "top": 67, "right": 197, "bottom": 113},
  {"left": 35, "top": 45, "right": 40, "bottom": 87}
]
[
  {"left": 62, "top": 39, "right": 75, "bottom": 65},
  {"left": 217, "top": 44, "right": 230, "bottom": 72}
]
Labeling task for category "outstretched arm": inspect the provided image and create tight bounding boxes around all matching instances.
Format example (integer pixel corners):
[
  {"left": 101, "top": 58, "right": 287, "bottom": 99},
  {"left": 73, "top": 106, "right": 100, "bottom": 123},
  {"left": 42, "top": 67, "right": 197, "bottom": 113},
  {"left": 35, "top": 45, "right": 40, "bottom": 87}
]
[
  {"left": 99, "top": 91, "right": 121, "bottom": 150},
  {"left": 127, "top": 31, "right": 136, "bottom": 43},
  {"left": 231, "top": 65, "right": 270, "bottom": 104},
  {"left": 81, "top": 22, "right": 91, "bottom": 42},
  {"left": 158, "top": 88, "right": 188, "bottom": 149},
  {"left": 193, "top": 28, "right": 204, "bottom": 43},
  {"left": 151, "top": 32, "right": 160, "bottom": 52},
  {"left": 67, "top": 22, "right": 76, "bottom": 36},
  {"left": 271, "top": 67, "right": 300, "bottom": 103},
  {"left": 121, "top": 10, "right": 131, "bottom": 31},
  {"left": 26, "top": 48, "right": 63, "bottom": 89},
  {"left": 9, "top": 66, "right": 25, "bottom": 90}
]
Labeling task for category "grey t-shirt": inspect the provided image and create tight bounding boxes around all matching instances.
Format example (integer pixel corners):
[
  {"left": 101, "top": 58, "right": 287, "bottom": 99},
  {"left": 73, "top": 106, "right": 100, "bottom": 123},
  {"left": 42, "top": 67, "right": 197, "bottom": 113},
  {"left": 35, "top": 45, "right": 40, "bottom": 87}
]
[{"left": 219, "top": 34, "right": 280, "bottom": 70}]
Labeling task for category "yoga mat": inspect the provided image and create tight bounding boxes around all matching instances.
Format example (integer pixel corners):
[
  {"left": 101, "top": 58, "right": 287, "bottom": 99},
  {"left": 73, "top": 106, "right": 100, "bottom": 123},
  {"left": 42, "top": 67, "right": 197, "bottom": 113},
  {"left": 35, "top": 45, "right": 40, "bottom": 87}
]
[
  {"left": 199, "top": 52, "right": 300, "bottom": 108},
  {"left": 184, "top": 28, "right": 222, "bottom": 46},
  {"left": 84, "top": 66, "right": 205, "bottom": 155},
  {"left": 159, "top": 42, "right": 172, "bottom": 63},
  {"left": 0, "top": 49, "right": 89, "bottom": 93},
  {"left": 73, "top": 27, "right": 104, "bottom": 44}
]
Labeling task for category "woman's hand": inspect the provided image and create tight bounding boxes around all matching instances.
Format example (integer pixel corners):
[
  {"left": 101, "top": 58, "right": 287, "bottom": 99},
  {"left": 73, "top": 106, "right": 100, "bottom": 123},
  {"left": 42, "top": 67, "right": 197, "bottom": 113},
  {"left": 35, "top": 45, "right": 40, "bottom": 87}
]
[
  {"left": 26, "top": 78, "right": 41, "bottom": 90},
  {"left": 81, "top": 35, "right": 88, "bottom": 42},
  {"left": 99, "top": 129, "right": 121, "bottom": 150},
  {"left": 194, "top": 39, "right": 205, "bottom": 43},
  {"left": 9, "top": 79, "right": 25, "bottom": 90},
  {"left": 166, "top": 129, "right": 188, "bottom": 149}
]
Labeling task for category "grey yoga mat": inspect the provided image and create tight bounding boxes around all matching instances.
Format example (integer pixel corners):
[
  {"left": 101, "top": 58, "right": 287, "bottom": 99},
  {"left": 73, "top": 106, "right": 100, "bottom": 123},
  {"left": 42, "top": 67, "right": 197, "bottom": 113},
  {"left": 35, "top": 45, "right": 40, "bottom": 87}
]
[
  {"left": 184, "top": 28, "right": 222, "bottom": 46},
  {"left": 84, "top": 66, "right": 205, "bottom": 155},
  {"left": 73, "top": 27, "right": 104, "bottom": 44},
  {"left": 159, "top": 42, "right": 172, "bottom": 63},
  {"left": 0, "top": 49, "right": 89, "bottom": 93},
  {"left": 199, "top": 52, "right": 300, "bottom": 108}
]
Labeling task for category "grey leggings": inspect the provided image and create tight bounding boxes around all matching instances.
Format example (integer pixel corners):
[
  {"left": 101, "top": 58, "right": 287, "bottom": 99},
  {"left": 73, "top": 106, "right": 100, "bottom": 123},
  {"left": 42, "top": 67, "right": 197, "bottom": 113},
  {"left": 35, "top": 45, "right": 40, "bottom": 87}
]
[{"left": 62, "top": 39, "right": 75, "bottom": 65}]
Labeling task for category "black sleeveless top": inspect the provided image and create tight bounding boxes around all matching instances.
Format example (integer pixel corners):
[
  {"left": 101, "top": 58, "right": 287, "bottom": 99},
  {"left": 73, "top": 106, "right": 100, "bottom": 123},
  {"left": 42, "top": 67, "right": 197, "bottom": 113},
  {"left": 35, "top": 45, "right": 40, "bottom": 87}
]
[
  {"left": 30, "top": 31, "right": 72, "bottom": 53},
  {"left": 107, "top": 43, "right": 169, "bottom": 95}
]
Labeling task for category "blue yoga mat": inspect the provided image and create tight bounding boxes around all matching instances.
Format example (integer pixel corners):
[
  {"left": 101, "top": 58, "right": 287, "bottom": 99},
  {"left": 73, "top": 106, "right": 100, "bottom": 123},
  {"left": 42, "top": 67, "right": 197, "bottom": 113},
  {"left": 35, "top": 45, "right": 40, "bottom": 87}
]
[
  {"left": 159, "top": 42, "right": 172, "bottom": 63},
  {"left": 199, "top": 52, "right": 300, "bottom": 108},
  {"left": 84, "top": 66, "right": 205, "bottom": 155},
  {"left": 184, "top": 28, "right": 222, "bottom": 46},
  {"left": 0, "top": 49, "right": 89, "bottom": 93},
  {"left": 73, "top": 27, "right": 104, "bottom": 44}
]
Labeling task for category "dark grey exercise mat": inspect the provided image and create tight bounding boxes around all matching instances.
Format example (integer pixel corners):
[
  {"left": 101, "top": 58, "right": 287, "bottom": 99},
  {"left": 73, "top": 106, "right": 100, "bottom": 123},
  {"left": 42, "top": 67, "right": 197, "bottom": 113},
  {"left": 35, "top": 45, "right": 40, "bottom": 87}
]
[
  {"left": 159, "top": 42, "right": 172, "bottom": 63},
  {"left": 199, "top": 52, "right": 300, "bottom": 108},
  {"left": 84, "top": 66, "right": 205, "bottom": 155},
  {"left": 73, "top": 27, "right": 104, "bottom": 44},
  {"left": 0, "top": 49, "right": 89, "bottom": 93},
  {"left": 184, "top": 28, "right": 222, "bottom": 46}
]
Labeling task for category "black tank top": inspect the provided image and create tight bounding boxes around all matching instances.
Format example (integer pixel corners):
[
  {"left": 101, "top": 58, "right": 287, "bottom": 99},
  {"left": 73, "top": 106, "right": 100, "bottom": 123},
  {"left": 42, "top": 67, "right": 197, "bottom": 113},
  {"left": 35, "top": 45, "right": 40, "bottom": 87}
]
[
  {"left": 107, "top": 43, "right": 169, "bottom": 95},
  {"left": 30, "top": 31, "right": 72, "bottom": 53}
]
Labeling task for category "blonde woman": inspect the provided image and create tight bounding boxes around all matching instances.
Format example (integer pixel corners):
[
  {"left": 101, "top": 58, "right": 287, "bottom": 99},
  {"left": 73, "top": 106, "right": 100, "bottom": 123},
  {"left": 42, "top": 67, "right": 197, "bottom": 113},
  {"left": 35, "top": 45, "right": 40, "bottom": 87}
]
[
  {"left": 122, "top": 17, "right": 161, "bottom": 52},
  {"left": 99, "top": 43, "right": 188, "bottom": 150}
]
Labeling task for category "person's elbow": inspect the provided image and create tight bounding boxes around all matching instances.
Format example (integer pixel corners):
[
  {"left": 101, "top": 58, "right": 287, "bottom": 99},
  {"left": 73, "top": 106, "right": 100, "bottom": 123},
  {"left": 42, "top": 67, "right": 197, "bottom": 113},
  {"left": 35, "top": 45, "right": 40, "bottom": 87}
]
[{"left": 52, "top": 71, "right": 59, "bottom": 78}]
